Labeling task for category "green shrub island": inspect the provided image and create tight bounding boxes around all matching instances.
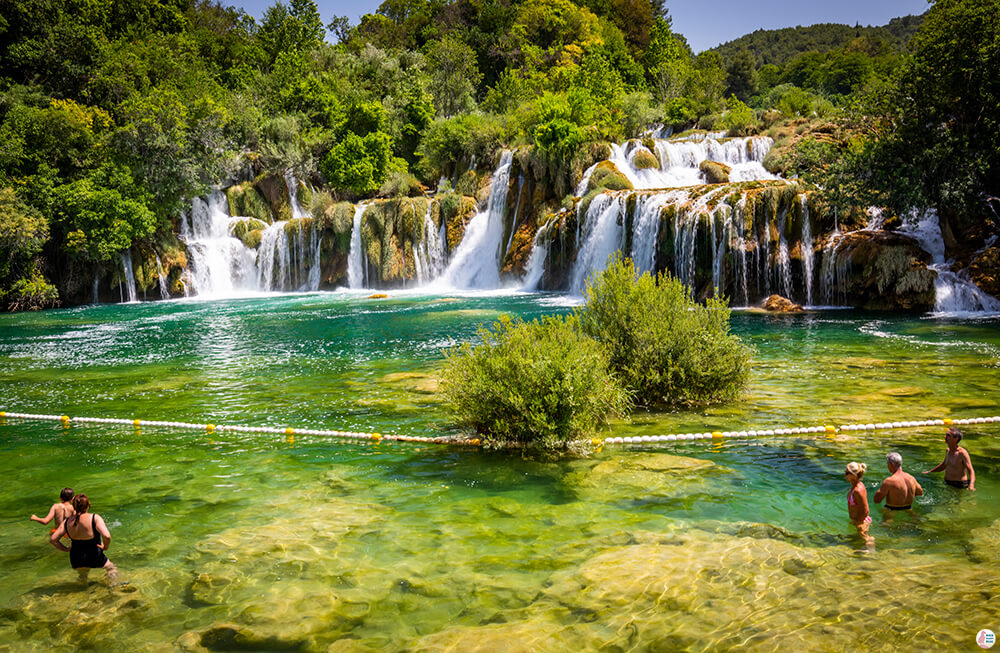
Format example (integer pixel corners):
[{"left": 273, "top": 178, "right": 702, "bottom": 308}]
[
  {"left": 578, "top": 255, "right": 753, "bottom": 406},
  {"left": 441, "top": 256, "right": 753, "bottom": 449},
  {"left": 441, "top": 314, "right": 630, "bottom": 450}
]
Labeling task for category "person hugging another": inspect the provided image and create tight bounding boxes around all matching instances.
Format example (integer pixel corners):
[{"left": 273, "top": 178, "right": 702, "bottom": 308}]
[
  {"left": 844, "top": 462, "right": 874, "bottom": 550},
  {"left": 50, "top": 494, "right": 118, "bottom": 585}
]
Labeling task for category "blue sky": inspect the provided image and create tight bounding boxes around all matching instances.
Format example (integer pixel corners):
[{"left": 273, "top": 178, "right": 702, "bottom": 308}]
[{"left": 233, "top": 0, "right": 931, "bottom": 52}]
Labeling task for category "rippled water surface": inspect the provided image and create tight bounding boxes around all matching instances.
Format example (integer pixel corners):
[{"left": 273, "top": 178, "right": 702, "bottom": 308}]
[{"left": 1, "top": 291, "right": 998, "bottom": 651}]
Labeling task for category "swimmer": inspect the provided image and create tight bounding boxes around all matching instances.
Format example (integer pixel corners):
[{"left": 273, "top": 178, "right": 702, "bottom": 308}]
[
  {"left": 923, "top": 427, "right": 975, "bottom": 491},
  {"left": 50, "top": 494, "right": 118, "bottom": 585},
  {"left": 30, "top": 488, "right": 75, "bottom": 538},
  {"left": 873, "top": 452, "right": 923, "bottom": 520},
  {"left": 844, "top": 461, "right": 874, "bottom": 550}
]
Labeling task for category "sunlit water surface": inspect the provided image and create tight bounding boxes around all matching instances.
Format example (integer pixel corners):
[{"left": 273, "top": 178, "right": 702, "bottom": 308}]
[{"left": 1, "top": 291, "right": 998, "bottom": 651}]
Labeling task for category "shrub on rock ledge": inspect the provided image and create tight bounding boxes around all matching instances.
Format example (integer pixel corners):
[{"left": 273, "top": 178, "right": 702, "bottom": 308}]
[
  {"left": 442, "top": 314, "right": 630, "bottom": 449},
  {"left": 577, "top": 255, "right": 752, "bottom": 406}
]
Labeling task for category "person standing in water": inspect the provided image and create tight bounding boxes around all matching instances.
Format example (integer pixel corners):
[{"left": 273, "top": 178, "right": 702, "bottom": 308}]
[
  {"left": 30, "top": 487, "right": 75, "bottom": 538},
  {"left": 873, "top": 452, "right": 923, "bottom": 520},
  {"left": 924, "top": 427, "right": 976, "bottom": 491},
  {"left": 50, "top": 494, "right": 118, "bottom": 585},
  {"left": 844, "top": 462, "right": 874, "bottom": 549}
]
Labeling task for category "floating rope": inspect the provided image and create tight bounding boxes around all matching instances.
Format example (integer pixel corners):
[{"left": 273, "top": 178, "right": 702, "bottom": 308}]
[
  {"left": 0, "top": 410, "right": 479, "bottom": 446},
  {"left": 597, "top": 416, "right": 1000, "bottom": 446},
  {"left": 2, "top": 410, "right": 997, "bottom": 448}
]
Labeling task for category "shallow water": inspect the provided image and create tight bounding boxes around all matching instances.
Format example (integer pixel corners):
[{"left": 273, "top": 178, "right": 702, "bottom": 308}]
[{"left": 1, "top": 292, "right": 998, "bottom": 651}]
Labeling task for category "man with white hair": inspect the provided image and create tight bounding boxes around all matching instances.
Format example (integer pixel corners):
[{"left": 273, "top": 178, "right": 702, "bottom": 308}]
[{"left": 873, "top": 451, "right": 923, "bottom": 517}]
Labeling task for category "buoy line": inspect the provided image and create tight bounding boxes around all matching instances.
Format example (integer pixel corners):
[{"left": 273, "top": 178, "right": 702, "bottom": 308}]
[
  {"left": 595, "top": 416, "right": 1000, "bottom": 446},
  {"left": 0, "top": 411, "right": 480, "bottom": 446},
  {"left": 2, "top": 410, "right": 997, "bottom": 449}
]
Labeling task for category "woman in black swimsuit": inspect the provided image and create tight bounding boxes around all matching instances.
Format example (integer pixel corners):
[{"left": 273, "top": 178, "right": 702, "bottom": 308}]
[{"left": 50, "top": 494, "right": 118, "bottom": 584}]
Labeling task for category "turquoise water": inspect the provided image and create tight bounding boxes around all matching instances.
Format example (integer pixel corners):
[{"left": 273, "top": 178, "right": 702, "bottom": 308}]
[{"left": 1, "top": 291, "right": 998, "bottom": 650}]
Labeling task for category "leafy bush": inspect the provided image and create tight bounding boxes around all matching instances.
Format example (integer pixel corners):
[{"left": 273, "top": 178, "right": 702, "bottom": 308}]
[
  {"left": 577, "top": 255, "right": 752, "bottom": 406},
  {"left": 321, "top": 131, "right": 392, "bottom": 196},
  {"left": 441, "top": 314, "right": 630, "bottom": 449},
  {"left": 5, "top": 273, "right": 60, "bottom": 311},
  {"left": 721, "top": 94, "right": 756, "bottom": 135}
]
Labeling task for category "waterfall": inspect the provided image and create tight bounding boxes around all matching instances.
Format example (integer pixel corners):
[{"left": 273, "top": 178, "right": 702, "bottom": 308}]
[
  {"left": 819, "top": 231, "right": 848, "bottom": 306},
  {"left": 439, "top": 151, "right": 514, "bottom": 289},
  {"left": 181, "top": 190, "right": 258, "bottom": 296},
  {"left": 736, "top": 197, "right": 750, "bottom": 306},
  {"left": 800, "top": 195, "right": 814, "bottom": 306},
  {"left": 897, "top": 209, "right": 1000, "bottom": 313},
  {"left": 521, "top": 222, "right": 551, "bottom": 291},
  {"left": 92, "top": 273, "right": 99, "bottom": 304},
  {"left": 711, "top": 204, "right": 734, "bottom": 297},
  {"left": 154, "top": 254, "right": 170, "bottom": 300},
  {"left": 347, "top": 203, "right": 369, "bottom": 289},
  {"left": 570, "top": 193, "right": 627, "bottom": 293},
  {"left": 119, "top": 251, "right": 138, "bottom": 303},
  {"left": 631, "top": 193, "right": 675, "bottom": 276},
  {"left": 776, "top": 209, "right": 792, "bottom": 298},
  {"left": 257, "top": 222, "right": 289, "bottom": 291},
  {"left": 413, "top": 201, "right": 446, "bottom": 285}
]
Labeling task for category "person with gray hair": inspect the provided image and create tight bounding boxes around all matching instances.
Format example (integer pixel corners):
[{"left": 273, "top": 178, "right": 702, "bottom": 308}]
[{"left": 874, "top": 451, "right": 923, "bottom": 518}]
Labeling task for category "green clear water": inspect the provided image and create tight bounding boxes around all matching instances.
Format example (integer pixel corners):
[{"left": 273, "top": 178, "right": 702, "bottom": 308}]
[{"left": 1, "top": 291, "right": 998, "bottom": 651}]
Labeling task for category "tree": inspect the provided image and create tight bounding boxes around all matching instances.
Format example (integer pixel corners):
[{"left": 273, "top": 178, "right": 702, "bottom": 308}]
[
  {"left": 424, "top": 35, "right": 481, "bottom": 117},
  {"left": 725, "top": 48, "right": 758, "bottom": 101},
  {"left": 321, "top": 131, "right": 392, "bottom": 195},
  {"left": 257, "top": 0, "right": 325, "bottom": 67},
  {"left": 0, "top": 188, "right": 49, "bottom": 282}
]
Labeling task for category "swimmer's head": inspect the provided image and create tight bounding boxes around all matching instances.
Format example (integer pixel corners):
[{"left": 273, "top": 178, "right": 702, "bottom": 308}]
[
  {"left": 845, "top": 461, "right": 867, "bottom": 479},
  {"left": 60, "top": 488, "right": 74, "bottom": 502},
  {"left": 886, "top": 452, "right": 902, "bottom": 470},
  {"left": 72, "top": 494, "right": 90, "bottom": 514},
  {"left": 946, "top": 427, "right": 962, "bottom": 442}
]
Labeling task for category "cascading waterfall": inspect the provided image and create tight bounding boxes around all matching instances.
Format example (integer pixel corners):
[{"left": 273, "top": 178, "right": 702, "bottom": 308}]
[
  {"left": 413, "top": 202, "right": 446, "bottom": 285},
  {"left": 571, "top": 193, "right": 628, "bottom": 293},
  {"left": 256, "top": 173, "right": 320, "bottom": 292},
  {"left": 631, "top": 193, "right": 675, "bottom": 276},
  {"left": 776, "top": 209, "right": 792, "bottom": 298},
  {"left": 800, "top": 195, "right": 814, "bottom": 306},
  {"left": 347, "top": 202, "right": 370, "bottom": 289},
  {"left": 819, "top": 231, "right": 848, "bottom": 306},
  {"left": 521, "top": 222, "right": 552, "bottom": 291},
  {"left": 119, "top": 251, "right": 138, "bottom": 303},
  {"left": 154, "top": 254, "right": 170, "bottom": 300},
  {"left": 897, "top": 209, "right": 1000, "bottom": 313},
  {"left": 736, "top": 196, "right": 750, "bottom": 306},
  {"left": 181, "top": 190, "right": 258, "bottom": 296},
  {"left": 439, "top": 151, "right": 514, "bottom": 289}
]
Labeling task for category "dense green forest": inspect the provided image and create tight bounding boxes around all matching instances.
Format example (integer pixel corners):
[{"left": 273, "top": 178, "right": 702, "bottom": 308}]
[{"left": 0, "top": 0, "right": 997, "bottom": 309}]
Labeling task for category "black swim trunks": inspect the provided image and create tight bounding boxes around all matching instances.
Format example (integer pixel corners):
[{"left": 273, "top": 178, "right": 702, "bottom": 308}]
[
  {"left": 68, "top": 515, "right": 108, "bottom": 569},
  {"left": 884, "top": 504, "right": 912, "bottom": 511},
  {"left": 945, "top": 479, "right": 970, "bottom": 489}
]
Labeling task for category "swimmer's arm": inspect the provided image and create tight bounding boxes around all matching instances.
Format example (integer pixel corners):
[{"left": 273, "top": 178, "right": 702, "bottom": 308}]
[
  {"left": 31, "top": 504, "right": 57, "bottom": 524},
  {"left": 923, "top": 458, "right": 946, "bottom": 474},
  {"left": 95, "top": 515, "right": 111, "bottom": 551},
  {"left": 49, "top": 523, "right": 69, "bottom": 552},
  {"left": 964, "top": 450, "right": 976, "bottom": 491},
  {"left": 872, "top": 483, "right": 887, "bottom": 504},
  {"left": 914, "top": 478, "right": 924, "bottom": 496}
]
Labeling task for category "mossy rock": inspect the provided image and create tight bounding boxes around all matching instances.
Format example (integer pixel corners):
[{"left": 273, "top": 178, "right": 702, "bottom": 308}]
[
  {"left": 230, "top": 218, "right": 268, "bottom": 249},
  {"left": 587, "top": 161, "right": 633, "bottom": 193},
  {"left": 226, "top": 182, "right": 273, "bottom": 223},
  {"left": 253, "top": 174, "right": 292, "bottom": 222},
  {"left": 699, "top": 160, "right": 731, "bottom": 184},
  {"left": 441, "top": 194, "right": 479, "bottom": 250},
  {"left": 632, "top": 148, "right": 659, "bottom": 170},
  {"left": 455, "top": 169, "right": 481, "bottom": 197},
  {"left": 969, "top": 246, "right": 1000, "bottom": 297}
]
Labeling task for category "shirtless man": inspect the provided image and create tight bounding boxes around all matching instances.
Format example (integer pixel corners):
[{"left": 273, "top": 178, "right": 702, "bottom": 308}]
[
  {"left": 30, "top": 488, "right": 75, "bottom": 537},
  {"left": 924, "top": 427, "right": 976, "bottom": 490},
  {"left": 873, "top": 452, "right": 923, "bottom": 518}
]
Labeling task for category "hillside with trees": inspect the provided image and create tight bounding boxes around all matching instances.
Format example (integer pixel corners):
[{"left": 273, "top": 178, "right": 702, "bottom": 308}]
[{"left": 0, "top": 0, "right": 997, "bottom": 309}]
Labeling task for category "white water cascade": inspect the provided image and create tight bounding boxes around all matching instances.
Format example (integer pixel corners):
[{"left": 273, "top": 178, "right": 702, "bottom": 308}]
[
  {"left": 571, "top": 193, "right": 628, "bottom": 293},
  {"left": 119, "top": 251, "right": 138, "bottom": 303},
  {"left": 154, "top": 254, "right": 170, "bottom": 300},
  {"left": 347, "top": 202, "right": 369, "bottom": 289},
  {"left": 256, "top": 174, "right": 321, "bottom": 292},
  {"left": 897, "top": 210, "right": 1000, "bottom": 314},
  {"left": 521, "top": 222, "right": 553, "bottom": 291},
  {"left": 438, "top": 151, "right": 514, "bottom": 289},
  {"left": 413, "top": 201, "right": 447, "bottom": 285},
  {"left": 181, "top": 190, "right": 258, "bottom": 296},
  {"left": 800, "top": 195, "right": 814, "bottom": 306}
]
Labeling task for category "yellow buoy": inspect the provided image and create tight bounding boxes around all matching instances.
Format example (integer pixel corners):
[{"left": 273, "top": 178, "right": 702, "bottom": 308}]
[
  {"left": 0, "top": 411, "right": 5, "bottom": 417},
  {"left": 943, "top": 418, "right": 954, "bottom": 426},
  {"left": 285, "top": 427, "right": 294, "bottom": 435},
  {"left": 825, "top": 425, "right": 836, "bottom": 433},
  {"left": 368, "top": 293, "right": 388, "bottom": 299},
  {"left": 206, "top": 424, "right": 215, "bottom": 433},
  {"left": 471, "top": 438, "right": 481, "bottom": 446},
  {"left": 372, "top": 433, "right": 382, "bottom": 442},
  {"left": 712, "top": 431, "right": 723, "bottom": 439},
  {"left": 591, "top": 438, "right": 603, "bottom": 446},
  {"left": 60, "top": 415, "right": 70, "bottom": 422}
]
